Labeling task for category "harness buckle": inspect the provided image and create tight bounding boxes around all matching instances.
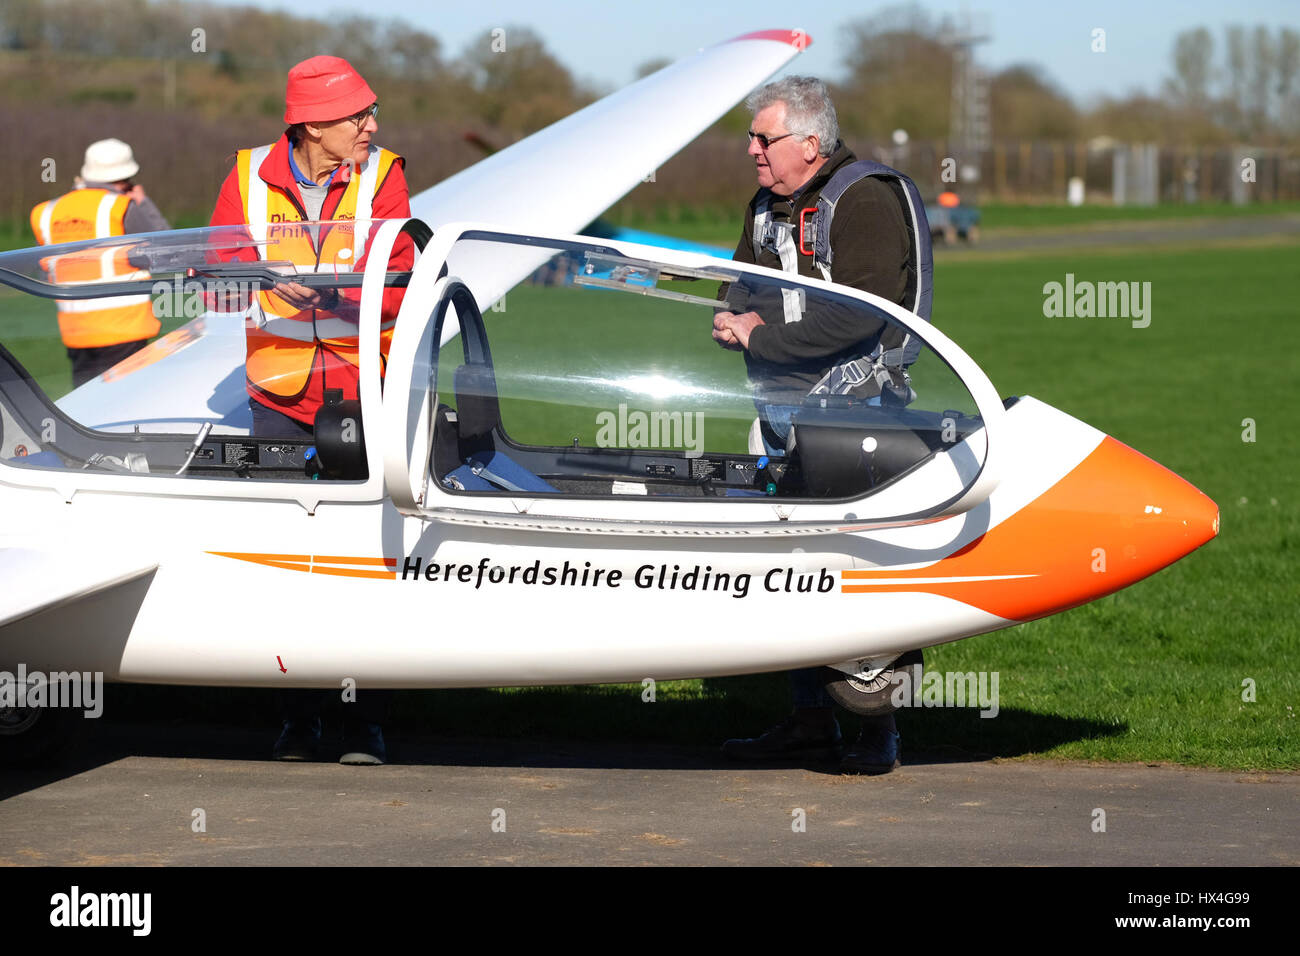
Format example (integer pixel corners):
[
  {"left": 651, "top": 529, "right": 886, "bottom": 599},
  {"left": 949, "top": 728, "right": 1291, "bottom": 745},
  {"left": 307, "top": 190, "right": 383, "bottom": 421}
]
[{"left": 799, "top": 207, "right": 817, "bottom": 256}]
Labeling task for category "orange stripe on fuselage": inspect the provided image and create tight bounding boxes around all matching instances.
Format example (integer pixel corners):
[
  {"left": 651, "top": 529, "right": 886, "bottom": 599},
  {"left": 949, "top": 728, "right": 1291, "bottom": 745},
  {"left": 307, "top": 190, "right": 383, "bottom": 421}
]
[
  {"left": 313, "top": 556, "right": 397, "bottom": 568},
  {"left": 841, "top": 437, "right": 1219, "bottom": 622},
  {"left": 208, "top": 551, "right": 311, "bottom": 566},
  {"left": 206, "top": 552, "right": 398, "bottom": 579}
]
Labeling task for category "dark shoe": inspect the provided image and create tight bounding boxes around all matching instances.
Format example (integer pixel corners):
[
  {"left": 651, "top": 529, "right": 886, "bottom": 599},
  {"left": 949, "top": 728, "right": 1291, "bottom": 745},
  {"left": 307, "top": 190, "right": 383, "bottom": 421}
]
[
  {"left": 340, "top": 723, "right": 386, "bottom": 765},
  {"left": 840, "top": 715, "right": 900, "bottom": 775},
  {"left": 722, "top": 711, "right": 842, "bottom": 762},
  {"left": 272, "top": 717, "right": 321, "bottom": 761}
]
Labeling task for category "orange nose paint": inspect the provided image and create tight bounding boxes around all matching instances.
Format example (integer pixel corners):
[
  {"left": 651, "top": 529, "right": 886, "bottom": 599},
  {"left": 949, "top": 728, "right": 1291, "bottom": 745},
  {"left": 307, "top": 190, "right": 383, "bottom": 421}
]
[{"left": 842, "top": 437, "right": 1219, "bottom": 621}]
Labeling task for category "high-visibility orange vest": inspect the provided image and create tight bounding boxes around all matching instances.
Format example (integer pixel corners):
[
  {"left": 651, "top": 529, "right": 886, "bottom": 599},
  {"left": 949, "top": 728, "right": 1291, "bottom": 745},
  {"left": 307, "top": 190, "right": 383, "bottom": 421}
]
[
  {"left": 29, "top": 188, "right": 160, "bottom": 348},
  {"left": 236, "top": 143, "right": 400, "bottom": 408}
]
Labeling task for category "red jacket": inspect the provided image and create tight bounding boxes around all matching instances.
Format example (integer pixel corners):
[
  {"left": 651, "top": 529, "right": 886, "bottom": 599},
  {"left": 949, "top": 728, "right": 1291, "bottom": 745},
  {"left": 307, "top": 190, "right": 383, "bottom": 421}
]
[
  {"left": 210, "top": 133, "right": 412, "bottom": 231},
  {"left": 209, "top": 133, "right": 414, "bottom": 423}
]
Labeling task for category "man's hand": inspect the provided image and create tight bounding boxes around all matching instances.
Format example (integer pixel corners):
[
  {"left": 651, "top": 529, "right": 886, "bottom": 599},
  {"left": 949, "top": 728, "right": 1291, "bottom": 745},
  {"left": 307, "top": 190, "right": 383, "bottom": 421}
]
[
  {"left": 712, "top": 311, "right": 742, "bottom": 350},
  {"left": 713, "top": 310, "right": 765, "bottom": 351},
  {"left": 124, "top": 184, "right": 147, "bottom": 204},
  {"left": 273, "top": 281, "right": 327, "bottom": 310}
]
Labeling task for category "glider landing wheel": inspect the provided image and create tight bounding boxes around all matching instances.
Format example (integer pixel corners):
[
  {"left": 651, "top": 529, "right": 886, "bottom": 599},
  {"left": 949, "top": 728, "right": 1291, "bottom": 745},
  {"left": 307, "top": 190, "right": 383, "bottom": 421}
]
[
  {"left": 820, "top": 649, "right": 924, "bottom": 716},
  {"left": 0, "top": 703, "right": 82, "bottom": 767}
]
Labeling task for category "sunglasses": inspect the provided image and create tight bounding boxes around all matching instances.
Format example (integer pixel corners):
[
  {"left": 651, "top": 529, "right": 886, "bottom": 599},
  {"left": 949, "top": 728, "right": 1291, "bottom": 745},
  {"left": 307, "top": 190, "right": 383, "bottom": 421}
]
[
  {"left": 747, "top": 130, "right": 798, "bottom": 150},
  {"left": 344, "top": 103, "right": 379, "bottom": 130}
]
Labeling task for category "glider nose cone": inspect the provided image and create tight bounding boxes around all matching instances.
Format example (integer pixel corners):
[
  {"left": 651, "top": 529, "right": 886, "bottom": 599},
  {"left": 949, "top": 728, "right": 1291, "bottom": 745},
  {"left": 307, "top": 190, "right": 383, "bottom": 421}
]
[
  {"left": 1040, "top": 436, "right": 1218, "bottom": 613},
  {"left": 1113, "top": 441, "right": 1219, "bottom": 563},
  {"left": 836, "top": 437, "right": 1216, "bottom": 624},
  {"left": 1173, "top": 478, "right": 1219, "bottom": 552},
  {"left": 960, "top": 437, "right": 1217, "bottom": 623}
]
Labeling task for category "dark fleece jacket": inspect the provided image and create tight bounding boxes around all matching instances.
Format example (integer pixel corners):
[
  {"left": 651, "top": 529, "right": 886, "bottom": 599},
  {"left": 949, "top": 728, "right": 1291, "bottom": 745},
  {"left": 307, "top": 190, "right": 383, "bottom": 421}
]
[{"left": 721, "top": 141, "right": 910, "bottom": 403}]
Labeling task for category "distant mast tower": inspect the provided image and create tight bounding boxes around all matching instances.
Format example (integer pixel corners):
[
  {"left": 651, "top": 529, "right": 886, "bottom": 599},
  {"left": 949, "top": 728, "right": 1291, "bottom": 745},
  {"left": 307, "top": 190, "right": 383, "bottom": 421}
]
[{"left": 942, "top": 11, "right": 991, "bottom": 190}]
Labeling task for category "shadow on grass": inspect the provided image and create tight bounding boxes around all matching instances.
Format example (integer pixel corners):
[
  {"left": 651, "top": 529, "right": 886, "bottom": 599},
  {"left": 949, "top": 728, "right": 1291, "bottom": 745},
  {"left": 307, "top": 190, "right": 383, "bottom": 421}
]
[{"left": 0, "top": 680, "right": 1126, "bottom": 796}]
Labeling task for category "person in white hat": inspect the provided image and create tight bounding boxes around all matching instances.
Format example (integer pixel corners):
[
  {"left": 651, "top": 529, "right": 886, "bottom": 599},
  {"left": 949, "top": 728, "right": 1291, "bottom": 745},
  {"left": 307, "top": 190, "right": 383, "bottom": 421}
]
[
  {"left": 80, "top": 139, "right": 167, "bottom": 217},
  {"left": 30, "top": 138, "right": 171, "bottom": 386}
]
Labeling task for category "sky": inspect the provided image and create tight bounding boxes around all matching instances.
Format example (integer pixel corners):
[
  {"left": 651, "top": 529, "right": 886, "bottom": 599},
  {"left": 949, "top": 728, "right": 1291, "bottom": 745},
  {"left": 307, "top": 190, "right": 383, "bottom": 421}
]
[{"left": 219, "top": 0, "right": 1298, "bottom": 105}]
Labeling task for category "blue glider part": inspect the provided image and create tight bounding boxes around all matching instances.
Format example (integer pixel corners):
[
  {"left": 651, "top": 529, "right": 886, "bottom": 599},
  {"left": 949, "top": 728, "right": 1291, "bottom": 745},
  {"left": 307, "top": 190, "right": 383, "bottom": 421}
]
[
  {"left": 445, "top": 451, "right": 558, "bottom": 494},
  {"left": 589, "top": 224, "right": 732, "bottom": 259}
]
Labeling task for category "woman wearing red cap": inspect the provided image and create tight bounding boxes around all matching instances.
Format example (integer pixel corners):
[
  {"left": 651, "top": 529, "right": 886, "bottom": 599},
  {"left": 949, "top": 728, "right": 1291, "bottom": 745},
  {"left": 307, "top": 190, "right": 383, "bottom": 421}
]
[
  {"left": 210, "top": 56, "right": 409, "bottom": 764},
  {"left": 210, "top": 54, "right": 412, "bottom": 440}
]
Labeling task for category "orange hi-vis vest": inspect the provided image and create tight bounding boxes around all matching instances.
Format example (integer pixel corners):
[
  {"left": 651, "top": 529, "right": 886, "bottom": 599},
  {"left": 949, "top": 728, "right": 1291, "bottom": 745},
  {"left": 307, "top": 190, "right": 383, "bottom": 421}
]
[
  {"left": 29, "top": 188, "right": 160, "bottom": 349},
  {"left": 236, "top": 143, "right": 399, "bottom": 413}
]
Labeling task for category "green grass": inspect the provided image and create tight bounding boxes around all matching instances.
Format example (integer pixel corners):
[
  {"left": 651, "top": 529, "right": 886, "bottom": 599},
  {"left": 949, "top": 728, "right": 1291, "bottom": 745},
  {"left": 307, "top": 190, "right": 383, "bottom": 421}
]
[
  {"left": 418, "top": 241, "right": 1296, "bottom": 769},
  {"left": 598, "top": 200, "right": 1300, "bottom": 249},
  {"left": 440, "top": 240, "right": 1296, "bottom": 769},
  {"left": 600, "top": 205, "right": 744, "bottom": 248},
  {"left": 7, "top": 228, "right": 1296, "bottom": 770},
  {"left": 917, "top": 242, "right": 1299, "bottom": 769},
  {"left": 0, "top": 285, "right": 193, "bottom": 400},
  {"left": 4, "top": 201, "right": 1296, "bottom": 254},
  {"left": 977, "top": 200, "right": 1300, "bottom": 231},
  {"left": 0, "top": 213, "right": 210, "bottom": 254}
]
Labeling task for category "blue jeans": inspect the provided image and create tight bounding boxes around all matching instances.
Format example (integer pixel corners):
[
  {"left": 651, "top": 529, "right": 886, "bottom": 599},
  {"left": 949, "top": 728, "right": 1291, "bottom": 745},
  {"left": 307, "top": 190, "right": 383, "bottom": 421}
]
[
  {"left": 757, "top": 404, "right": 800, "bottom": 458},
  {"left": 758, "top": 395, "right": 882, "bottom": 458},
  {"left": 790, "top": 666, "right": 834, "bottom": 709},
  {"left": 759, "top": 393, "right": 881, "bottom": 708}
]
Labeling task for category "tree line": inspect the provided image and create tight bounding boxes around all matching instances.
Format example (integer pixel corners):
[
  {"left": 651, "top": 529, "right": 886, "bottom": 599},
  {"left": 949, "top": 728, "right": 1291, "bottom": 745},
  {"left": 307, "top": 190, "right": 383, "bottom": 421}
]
[
  {"left": 0, "top": 0, "right": 594, "bottom": 132},
  {"left": 835, "top": 4, "right": 1299, "bottom": 146},
  {"left": 3, "top": 0, "right": 1296, "bottom": 144}
]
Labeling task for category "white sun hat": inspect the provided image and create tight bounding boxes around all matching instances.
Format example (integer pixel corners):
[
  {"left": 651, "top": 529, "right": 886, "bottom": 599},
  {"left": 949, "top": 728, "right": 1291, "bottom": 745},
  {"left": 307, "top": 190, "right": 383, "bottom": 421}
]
[{"left": 80, "top": 138, "right": 140, "bottom": 183}]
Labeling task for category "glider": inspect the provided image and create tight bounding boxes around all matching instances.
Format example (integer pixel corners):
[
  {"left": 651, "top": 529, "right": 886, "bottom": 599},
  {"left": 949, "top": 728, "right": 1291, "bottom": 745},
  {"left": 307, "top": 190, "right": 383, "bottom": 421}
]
[{"left": 0, "top": 31, "right": 1216, "bottom": 763}]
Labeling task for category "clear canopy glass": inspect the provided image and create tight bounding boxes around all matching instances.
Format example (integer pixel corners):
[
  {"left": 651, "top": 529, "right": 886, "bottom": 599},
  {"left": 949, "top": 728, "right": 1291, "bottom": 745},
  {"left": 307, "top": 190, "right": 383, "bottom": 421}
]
[
  {"left": 420, "top": 232, "right": 985, "bottom": 504},
  {"left": 0, "top": 222, "right": 986, "bottom": 507}
]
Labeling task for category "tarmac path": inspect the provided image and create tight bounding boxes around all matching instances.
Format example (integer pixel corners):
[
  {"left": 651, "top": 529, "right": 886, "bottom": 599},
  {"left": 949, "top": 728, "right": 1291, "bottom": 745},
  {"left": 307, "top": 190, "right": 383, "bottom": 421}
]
[{"left": 2, "top": 723, "right": 1295, "bottom": 866}]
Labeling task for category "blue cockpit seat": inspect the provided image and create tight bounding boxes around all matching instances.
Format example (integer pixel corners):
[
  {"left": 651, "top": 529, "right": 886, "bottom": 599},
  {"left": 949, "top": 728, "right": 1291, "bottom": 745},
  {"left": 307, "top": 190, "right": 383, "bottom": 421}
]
[
  {"left": 432, "top": 364, "right": 558, "bottom": 494},
  {"left": 4, "top": 450, "right": 64, "bottom": 468}
]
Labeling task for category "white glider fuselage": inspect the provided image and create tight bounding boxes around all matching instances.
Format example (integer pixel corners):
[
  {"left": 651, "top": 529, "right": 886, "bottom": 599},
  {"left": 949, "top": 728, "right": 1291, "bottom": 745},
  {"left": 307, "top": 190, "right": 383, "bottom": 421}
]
[{"left": 0, "top": 32, "right": 1218, "bottom": 691}]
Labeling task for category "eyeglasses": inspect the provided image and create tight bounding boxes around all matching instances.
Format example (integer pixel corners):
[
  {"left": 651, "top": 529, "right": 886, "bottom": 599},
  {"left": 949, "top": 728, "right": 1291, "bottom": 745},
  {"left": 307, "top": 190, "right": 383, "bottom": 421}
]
[
  {"left": 747, "top": 129, "right": 798, "bottom": 150},
  {"left": 344, "top": 103, "right": 379, "bottom": 130}
]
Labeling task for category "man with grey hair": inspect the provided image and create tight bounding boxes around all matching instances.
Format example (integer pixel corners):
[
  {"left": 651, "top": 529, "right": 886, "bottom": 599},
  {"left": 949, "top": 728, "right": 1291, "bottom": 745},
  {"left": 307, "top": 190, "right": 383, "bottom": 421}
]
[{"left": 715, "top": 76, "right": 927, "bottom": 776}]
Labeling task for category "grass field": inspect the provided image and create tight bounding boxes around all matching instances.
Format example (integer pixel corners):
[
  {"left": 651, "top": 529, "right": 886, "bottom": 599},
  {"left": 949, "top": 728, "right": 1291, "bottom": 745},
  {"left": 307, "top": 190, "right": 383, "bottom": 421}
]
[
  {"left": 600, "top": 200, "right": 1300, "bottom": 249},
  {"left": 963, "top": 200, "right": 1300, "bottom": 231},
  {"left": 4, "top": 200, "right": 1295, "bottom": 253},
  {"left": 4, "top": 216, "right": 1296, "bottom": 770},
  {"left": 415, "top": 238, "right": 1299, "bottom": 770},
  {"left": 911, "top": 241, "right": 1298, "bottom": 769}
]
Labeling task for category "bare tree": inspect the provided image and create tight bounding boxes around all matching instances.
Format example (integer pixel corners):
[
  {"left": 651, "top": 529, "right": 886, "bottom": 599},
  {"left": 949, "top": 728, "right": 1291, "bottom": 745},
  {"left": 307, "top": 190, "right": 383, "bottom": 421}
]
[
  {"left": 1279, "top": 29, "right": 1300, "bottom": 97},
  {"left": 459, "top": 26, "right": 588, "bottom": 132},
  {"left": 839, "top": 4, "right": 953, "bottom": 140},
  {"left": 1247, "top": 26, "right": 1276, "bottom": 135},
  {"left": 386, "top": 23, "right": 443, "bottom": 84},
  {"left": 1222, "top": 25, "right": 1249, "bottom": 134},
  {"left": 636, "top": 58, "right": 671, "bottom": 80},
  {"left": 1278, "top": 29, "right": 1300, "bottom": 135},
  {"left": 990, "top": 65, "right": 1078, "bottom": 140},
  {"left": 1168, "top": 27, "right": 1214, "bottom": 107}
]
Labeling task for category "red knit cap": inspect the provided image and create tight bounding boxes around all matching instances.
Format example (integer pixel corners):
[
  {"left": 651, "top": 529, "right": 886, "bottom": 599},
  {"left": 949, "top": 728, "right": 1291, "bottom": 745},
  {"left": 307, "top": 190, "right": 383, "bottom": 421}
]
[{"left": 283, "top": 56, "right": 376, "bottom": 124}]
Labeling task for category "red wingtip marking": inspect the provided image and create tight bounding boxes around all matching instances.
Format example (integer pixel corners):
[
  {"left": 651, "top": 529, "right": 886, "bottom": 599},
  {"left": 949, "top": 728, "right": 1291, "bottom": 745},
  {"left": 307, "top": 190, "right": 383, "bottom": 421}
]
[{"left": 730, "top": 29, "right": 813, "bottom": 50}]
